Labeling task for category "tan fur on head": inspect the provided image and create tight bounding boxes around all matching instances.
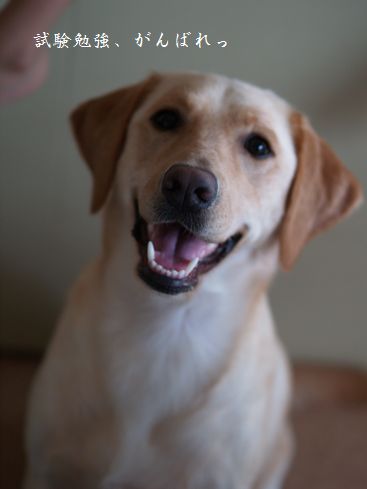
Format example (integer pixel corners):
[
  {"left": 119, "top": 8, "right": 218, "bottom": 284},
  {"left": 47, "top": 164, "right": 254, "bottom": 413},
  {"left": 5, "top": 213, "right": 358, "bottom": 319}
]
[
  {"left": 280, "top": 112, "right": 363, "bottom": 270},
  {"left": 71, "top": 74, "right": 160, "bottom": 213},
  {"left": 71, "top": 74, "right": 363, "bottom": 269}
]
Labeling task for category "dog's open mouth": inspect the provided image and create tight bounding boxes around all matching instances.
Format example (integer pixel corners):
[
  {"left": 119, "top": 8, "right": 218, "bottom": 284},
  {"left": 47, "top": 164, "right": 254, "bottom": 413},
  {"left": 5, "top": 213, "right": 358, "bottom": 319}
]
[{"left": 132, "top": 203, "right": 242, "bottom": 294}]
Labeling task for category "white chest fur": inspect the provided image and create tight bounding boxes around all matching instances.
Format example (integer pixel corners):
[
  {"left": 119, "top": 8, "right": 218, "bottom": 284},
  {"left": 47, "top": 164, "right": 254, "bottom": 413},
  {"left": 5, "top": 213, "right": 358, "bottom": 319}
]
[{"left": 26, "top": 247, "right": 289, "bottom": 489}]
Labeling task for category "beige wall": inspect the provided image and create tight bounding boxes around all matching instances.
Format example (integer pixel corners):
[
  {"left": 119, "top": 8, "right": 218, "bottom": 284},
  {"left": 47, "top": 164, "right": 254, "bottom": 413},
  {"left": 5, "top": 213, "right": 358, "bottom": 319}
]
[{"left": 1, "top": 0, "right": 366, "bottom": 366}]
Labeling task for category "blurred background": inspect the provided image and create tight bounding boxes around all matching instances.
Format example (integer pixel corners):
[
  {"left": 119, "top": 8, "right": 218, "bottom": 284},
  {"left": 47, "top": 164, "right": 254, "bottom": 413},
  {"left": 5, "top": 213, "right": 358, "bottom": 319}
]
[{"left": 1, "top": 0, "right": 366, "bottom": 366}]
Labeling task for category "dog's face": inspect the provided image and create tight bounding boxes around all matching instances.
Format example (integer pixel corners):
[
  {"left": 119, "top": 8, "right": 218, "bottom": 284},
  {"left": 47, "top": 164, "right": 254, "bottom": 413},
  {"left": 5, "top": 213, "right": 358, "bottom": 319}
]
[
  {"left": 120, "top": 74, "right": 298, "bottom": 294},
  {"left": 71, "top": 73, "right": 362, "bottom": 295}
]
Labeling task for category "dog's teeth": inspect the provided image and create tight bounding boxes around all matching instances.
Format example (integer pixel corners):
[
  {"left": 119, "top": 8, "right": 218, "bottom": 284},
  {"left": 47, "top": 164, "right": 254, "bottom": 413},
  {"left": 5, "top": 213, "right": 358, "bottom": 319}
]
[
  {"left": 147, "top": 241, "right": 155, "bottom": 263},
  {"left": 148, "top": 254, "right": 197, "bottom": 280},
  {"left": 186, "top": 257, "right": 199, "bottom": 275}
]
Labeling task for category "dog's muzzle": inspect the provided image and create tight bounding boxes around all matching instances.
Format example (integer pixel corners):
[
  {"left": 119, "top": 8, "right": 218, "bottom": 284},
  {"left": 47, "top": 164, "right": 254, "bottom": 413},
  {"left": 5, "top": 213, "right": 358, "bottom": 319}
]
[{"left": 132, "top": 165, "right": 242, "bottom": 295}]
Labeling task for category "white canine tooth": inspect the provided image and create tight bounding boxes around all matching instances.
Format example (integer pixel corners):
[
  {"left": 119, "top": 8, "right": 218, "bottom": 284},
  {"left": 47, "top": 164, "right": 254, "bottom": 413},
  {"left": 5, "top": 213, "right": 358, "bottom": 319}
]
[
  {"left": 147, "top": 241, "right": 155, "bottom": 263},
  {"left": 186, "top": 257, "right": 199, "bottom": 275},
  {"left": 178, "top": 270, "right": 186, "bottom": 279}
]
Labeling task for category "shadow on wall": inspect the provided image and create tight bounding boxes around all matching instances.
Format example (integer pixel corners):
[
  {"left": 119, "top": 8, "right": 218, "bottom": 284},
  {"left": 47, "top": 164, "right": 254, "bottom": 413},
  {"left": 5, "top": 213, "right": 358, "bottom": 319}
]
[{"left": 0, "top": 266, "right": 60, "bottom": 352}]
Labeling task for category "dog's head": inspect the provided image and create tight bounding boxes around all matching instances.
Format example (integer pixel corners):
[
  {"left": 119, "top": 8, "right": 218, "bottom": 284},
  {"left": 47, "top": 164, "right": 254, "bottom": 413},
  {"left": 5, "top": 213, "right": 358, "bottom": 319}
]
[{"left": 71, "top": 73, "right": 362, "bottom": 294}]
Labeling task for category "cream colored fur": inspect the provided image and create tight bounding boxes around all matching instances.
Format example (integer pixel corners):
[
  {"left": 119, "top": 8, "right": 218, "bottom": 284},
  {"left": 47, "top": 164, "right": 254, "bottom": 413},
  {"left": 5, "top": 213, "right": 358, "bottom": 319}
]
[{"left": 23, "top": 72, "right": 362, "bottom": 489}]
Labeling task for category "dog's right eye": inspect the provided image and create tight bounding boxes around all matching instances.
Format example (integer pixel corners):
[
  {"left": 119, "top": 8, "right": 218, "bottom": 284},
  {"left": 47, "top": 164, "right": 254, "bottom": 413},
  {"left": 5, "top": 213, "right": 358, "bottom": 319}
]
[
  {"left": 244, "top": 133, "right": 273, "bottom": 159},
  {"left": 151, "top": 109, "right": 182, "bottom": 131}
]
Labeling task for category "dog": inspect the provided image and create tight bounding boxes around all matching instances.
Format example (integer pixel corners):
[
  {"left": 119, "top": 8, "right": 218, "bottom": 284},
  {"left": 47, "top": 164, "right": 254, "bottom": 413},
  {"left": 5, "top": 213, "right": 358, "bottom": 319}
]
[{"left": 23, "top": 72, "right": 362, "bottom": 489}]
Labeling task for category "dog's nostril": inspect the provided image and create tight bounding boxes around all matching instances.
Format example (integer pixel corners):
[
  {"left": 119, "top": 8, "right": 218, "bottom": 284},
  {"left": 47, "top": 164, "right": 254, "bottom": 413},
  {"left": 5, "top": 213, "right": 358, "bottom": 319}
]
[
  {"left": 195, "top": 186, "right": 212, "bottom": 204},
  {"left": 162, "top": 164, "right": 218, "bottom": 212},
  {"left": 163, "top": 176, "right": 181, "bottom": 192}
]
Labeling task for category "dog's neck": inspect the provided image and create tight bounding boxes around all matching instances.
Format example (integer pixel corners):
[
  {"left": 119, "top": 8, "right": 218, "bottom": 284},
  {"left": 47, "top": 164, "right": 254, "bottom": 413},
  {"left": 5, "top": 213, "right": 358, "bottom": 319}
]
[{"left": 92, "top": 203, "right": 280, "bottom": 415}]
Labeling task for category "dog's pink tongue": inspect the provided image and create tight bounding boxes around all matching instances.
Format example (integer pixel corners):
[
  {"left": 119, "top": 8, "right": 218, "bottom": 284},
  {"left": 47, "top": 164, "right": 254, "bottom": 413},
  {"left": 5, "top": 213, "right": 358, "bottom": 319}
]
[{"left": 150, "top": 223, "right": 216, "bottom": 268}]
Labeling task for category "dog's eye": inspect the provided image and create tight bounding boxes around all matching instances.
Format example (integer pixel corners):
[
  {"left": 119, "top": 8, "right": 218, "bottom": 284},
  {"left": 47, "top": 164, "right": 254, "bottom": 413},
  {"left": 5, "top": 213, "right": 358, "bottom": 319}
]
[
  {"left": 244, "top": 134, "right": 273, "bottom": 159},
  {"left": 151, "top": 109, "right": 182, "bottom": 131}
]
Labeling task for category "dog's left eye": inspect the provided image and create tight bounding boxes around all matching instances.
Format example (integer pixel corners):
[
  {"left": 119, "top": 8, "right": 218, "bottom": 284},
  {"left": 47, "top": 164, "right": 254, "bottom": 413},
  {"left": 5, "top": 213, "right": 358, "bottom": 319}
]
[
  {"left": 151, "top": 109, "right": 182, "bottom": 131},
  {"left": 244, "top": 134, "right": 273, "bottom": 159}
]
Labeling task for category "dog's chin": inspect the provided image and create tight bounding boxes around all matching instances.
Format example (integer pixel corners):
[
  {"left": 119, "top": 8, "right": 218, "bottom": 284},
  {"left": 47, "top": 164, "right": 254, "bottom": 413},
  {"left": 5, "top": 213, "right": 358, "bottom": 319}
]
[{"left": 132, "top": 203, "right": 243, "bottom": 295}]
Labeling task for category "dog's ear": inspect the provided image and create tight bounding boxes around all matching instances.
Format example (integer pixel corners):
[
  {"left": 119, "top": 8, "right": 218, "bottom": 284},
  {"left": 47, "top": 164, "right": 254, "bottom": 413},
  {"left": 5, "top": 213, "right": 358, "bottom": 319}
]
[
  {"left": 279, "top": 112, "right": 363, "bottom": 270},
  {"left": 71, "top": 75, "right": 159, "bottom": 213}
]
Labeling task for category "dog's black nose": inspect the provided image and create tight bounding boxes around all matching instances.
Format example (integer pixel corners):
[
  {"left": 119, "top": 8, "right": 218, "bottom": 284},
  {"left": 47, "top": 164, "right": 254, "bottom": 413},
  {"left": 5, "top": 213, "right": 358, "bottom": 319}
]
[{"left": 162, "top": 164, "right": 218, "bottom": 212}]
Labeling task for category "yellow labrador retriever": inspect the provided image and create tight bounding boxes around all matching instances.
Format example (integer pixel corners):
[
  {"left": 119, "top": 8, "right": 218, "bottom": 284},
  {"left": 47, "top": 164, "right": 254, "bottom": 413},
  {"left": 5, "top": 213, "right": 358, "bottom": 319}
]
[{"left": 24, "top": 72, "right": 362, "bottom": 489}]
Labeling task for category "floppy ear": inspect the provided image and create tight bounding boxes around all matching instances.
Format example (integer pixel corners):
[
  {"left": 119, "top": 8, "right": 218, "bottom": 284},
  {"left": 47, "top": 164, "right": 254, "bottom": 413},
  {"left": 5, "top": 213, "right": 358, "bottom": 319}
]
[
  {"left": 279, "top": 112, "right": 363, "bottom": 270},
  {"left": 71, "top": 75, "right": 159, "bottom": 213}
]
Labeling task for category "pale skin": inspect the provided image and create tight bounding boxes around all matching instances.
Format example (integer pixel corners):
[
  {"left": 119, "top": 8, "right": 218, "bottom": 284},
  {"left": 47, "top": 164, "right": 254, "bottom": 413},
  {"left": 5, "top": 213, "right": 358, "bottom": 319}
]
[{"left": 0, "top": 0, "right": 70, "bottom": 104}]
